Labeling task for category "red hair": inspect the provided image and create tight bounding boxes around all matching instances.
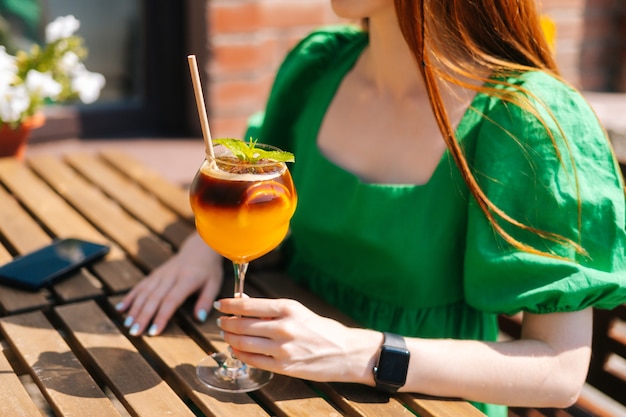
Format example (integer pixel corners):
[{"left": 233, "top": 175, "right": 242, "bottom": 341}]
[{"left": 394, "top": 0, "right": 587, "bottom": 257}]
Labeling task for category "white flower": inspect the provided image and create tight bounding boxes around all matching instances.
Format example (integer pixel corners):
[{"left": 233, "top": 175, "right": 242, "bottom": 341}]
[
  {"left": 0, "top": 15, "right": 105, "bottom": 126},
  {"left": 45, "top": 15, "right": 81, "bottom": 43},
  {"left": 71, "top": 66, "right": 105, "bottom": 104},
  {"left": 0, "top": 46, "right": 18, "bottom": 89},
  {"left": 59, "top": 51, "right": 81, "bottom": 73},
  {"left": 25, "top": 70, "right": 63, "bottom": 100},
  {"left": 0, "top": 46, "right": 16, "bottom": 72},
  {"left": 0, "top": 85, "right": 31, "bottom": 123}
]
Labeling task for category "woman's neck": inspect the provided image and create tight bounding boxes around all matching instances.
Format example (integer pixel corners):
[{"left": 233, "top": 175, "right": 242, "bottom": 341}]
[{"left": 360, "top": 11, "right": 426, "bottom": 101}]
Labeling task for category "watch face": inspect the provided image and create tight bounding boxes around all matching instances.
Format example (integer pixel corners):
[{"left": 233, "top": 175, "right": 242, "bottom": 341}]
[{"left": 376, "top": 346, "right": 410, "bottom": 385}]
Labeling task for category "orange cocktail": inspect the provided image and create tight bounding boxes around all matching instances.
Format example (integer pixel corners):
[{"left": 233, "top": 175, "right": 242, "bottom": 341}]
[{"left": 189, "top": 147, "right": 296, "bottom": 264}]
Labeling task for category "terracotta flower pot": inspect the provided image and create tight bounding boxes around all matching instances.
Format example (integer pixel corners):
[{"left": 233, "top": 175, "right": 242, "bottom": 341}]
[{"left": 0, "top": 113, "right": 46, "bottom": 161}]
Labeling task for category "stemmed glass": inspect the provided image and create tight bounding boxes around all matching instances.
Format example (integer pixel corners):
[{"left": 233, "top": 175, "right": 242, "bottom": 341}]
[{"left": 189, "top": 142, "right": 297, "bottom": 392}]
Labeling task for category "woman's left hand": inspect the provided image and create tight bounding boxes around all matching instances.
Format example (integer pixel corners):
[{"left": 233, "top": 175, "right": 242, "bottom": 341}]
[{"left": 214, "top": 297, "right": 382, "bottom": 383}]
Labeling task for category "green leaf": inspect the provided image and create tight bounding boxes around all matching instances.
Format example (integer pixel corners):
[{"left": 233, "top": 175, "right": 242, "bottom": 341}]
[{"left": 214, "top": 138, "right": 295, "bottom": 163}]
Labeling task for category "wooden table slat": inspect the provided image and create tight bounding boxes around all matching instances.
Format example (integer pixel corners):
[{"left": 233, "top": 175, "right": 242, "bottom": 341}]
[
  {"left": 0, "top": 158, "right": 111, "bottom": 249},
  {"left": 105, "top": 295, "right": 272, "bottom": 417},
  {"left": 27, "top": 154, "right": 172, "bottom": 272},
  {"left": 0, "top": 157, "right": 145, "bottom": 293},
  {"left": 0, "top": 345, "right": 45, "bottom": 416},
  {"left": 400, "top": 394, "right": 489, "bottom": 417},
  {"left": 0, "top": 311, "right": 123, "bottom": 416},
  {"left": 99, "top": 150, "right": 195, "bottom": 220},
  {"left": 55, "top": 300, "right": 197, "bottom": 417},
  {"left": 0, "top": 185, "right": 51, "bottom": 253},
  {"left": 65, "top": 153, "right": 195, "bottom": 249}
]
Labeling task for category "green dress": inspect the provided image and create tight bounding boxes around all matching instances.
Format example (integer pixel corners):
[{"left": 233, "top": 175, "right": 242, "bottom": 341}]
[{"left": 246, "top": 26, "right": 626, "bottom": 416}]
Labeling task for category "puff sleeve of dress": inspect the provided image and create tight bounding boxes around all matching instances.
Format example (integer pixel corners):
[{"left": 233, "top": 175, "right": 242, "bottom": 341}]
[
  {"left": 464, "top": 71, "right": 626, "bottom": 315},
  {"left": 246, "top": 25, "right": 366, "bottom": 152}
]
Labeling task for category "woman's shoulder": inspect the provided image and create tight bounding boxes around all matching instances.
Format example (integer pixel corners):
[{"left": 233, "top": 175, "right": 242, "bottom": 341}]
[
  {"left": 482, "top": 70, "right": 603, "bottom": 140},
  {"left": 489, "top": 70, "right": 592, "bottom": 117},
  {"left": 291, "top": 25, "right": 367, "bottom": 56},
  {"left": 277, "top": 24, "right": 367, "bottom": 77}
]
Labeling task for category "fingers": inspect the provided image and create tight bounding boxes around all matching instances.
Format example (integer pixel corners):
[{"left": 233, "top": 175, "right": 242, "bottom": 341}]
[
  {"left": 193, "top": 274, "right": 223, "bottom": 322},
  {"left": 117, "top": 265, "right": 223, "bottom": 336},
  {"left": 214, "top": 297, "right": 299, "bottom": 319},
  {"left": 124, "top": 274, "right": 177, "bottom": 336}
]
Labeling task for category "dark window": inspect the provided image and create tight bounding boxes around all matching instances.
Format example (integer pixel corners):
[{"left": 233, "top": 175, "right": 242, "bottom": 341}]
[{"left": 1, "top": 0, "right": 188, "bottom": 141}]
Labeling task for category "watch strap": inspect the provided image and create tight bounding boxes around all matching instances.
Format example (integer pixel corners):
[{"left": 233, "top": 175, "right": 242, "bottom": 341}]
[{"left": 382, "top": 332, "right": 405, "bottom": 350}]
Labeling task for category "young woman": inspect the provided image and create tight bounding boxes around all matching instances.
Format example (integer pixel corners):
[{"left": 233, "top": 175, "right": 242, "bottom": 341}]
[{"left": 117, "top": 1, "right": 626, "bottom": 415}]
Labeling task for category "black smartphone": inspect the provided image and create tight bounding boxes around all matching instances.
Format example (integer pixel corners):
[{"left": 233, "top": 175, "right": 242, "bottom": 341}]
[{"left": 0, "top": 238, "right": 110, "bottom": 291}]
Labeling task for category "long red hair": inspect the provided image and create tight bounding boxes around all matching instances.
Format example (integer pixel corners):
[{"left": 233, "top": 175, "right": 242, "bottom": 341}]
[{"left": 394, "top": 0, "right": 587, "bottom": 257}]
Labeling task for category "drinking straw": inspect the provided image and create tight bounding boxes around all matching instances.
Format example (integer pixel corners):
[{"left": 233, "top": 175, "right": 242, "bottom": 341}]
[{"left": 187, "top": 55, "right": 215, "bottom": 160}]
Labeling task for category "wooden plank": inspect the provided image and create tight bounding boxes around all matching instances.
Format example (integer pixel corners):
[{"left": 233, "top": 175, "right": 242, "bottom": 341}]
[
  {"left": 0, "top": 158, "right": 144, "bottom": 294},
  {"left": 400, "top": 394, "right": 487, "bottom": 417},
  {"left": 575, "top": 382, "right": 626, "bottom": 417},
  {"left": 55, "top": 300, "right": 196, "bottom": 417},
  {"left": 0, "top": 311, "right": 122, "bottom": 416},
  {"left": 0, "top": 184, "right": 55, "bottom": 313},
  {"left": 105, "top": 295, "right": 273, "bottom": 417},
  {"left": 26, "top": 154, "right": 172, "bottom": 272},
  {"left": 99, "top": 150, "right": 194, "bottom": 220},
  {"left": 0, "top": 346, "right": 45, "bottom": 416},
  {"left": 65, "top": 153, "right": 194, "bottom": 249},
  {"left": 314, "top": 382, "right": 413, "bottom": 417}
]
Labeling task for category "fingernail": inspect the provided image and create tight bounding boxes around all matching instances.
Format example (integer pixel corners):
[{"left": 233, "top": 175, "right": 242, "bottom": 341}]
[
  {"left": 216, "top": 317, "right": 221, "bottom": 327},
  {"left": 219, "top": 330, "right": 225, "bottom": 339},
  {"left": 129, "top": 323, "right": 140, "bottom": 336},
  {"left": 148, "top": 324, "right": 158, "bottom": 337},
  {"left": 197, "top": 309, "right": 208, "bottom": 322},
  {"left": 213, "top": 301, "right": 221, "bottom": 310},
  {"left": 124, "top": 316, "right": 134, "bottom": 328},
  {"left": 115, "top": 302, "right": 124, "bottom": 311}
]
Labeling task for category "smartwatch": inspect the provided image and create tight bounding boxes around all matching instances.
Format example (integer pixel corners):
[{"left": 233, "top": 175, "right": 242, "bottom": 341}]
[{"left": 373, "top": 332, "right": 410, "bottom": 393}]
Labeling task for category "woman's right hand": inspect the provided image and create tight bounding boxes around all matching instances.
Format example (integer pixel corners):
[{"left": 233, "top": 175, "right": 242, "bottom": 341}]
[{"left": 116, "top": 232, "right": 224, "bottom": 336}]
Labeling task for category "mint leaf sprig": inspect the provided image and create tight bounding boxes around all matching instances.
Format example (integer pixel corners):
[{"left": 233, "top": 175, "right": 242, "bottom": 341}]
[{"left": 214, "top": 138, "right": 295, "bottom": 163}]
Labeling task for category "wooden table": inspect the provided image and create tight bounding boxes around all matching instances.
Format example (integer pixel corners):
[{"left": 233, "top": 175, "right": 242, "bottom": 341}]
[{"left": 0, "top": 150, "right": 485, "bottom": 417}]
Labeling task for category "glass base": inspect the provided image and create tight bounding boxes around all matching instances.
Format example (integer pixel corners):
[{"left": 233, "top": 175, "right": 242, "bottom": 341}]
[{"left": 196, "top": 353, "right": 273, "bottom": 393}]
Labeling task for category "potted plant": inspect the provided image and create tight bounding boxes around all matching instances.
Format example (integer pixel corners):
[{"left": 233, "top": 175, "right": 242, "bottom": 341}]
[{"left": 0, "top": 15, "right": 105, "bottom": 159}]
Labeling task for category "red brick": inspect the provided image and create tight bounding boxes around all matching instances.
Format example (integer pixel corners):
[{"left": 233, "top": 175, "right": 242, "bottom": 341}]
[
  {"left": 210, "top": 1, "right": 260, "bottom": 34},
  {"left": 211, "top": 115, "right": 252, "bottom": 139},
  {"left": 209, "top": 74, "right": 274, "bottom": 115},
  {"left": 210, "top": 35, "right": 280, "bottom": 75}
]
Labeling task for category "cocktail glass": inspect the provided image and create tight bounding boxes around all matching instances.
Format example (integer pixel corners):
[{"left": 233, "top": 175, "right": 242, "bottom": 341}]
[{"left": 189, "top": 142, "right": 297, "bottom": 392}]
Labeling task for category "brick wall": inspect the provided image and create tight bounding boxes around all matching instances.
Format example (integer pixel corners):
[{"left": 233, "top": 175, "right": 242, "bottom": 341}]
[
  {"left": 540, "top": 0, "right": 625, "bottom": 91},
  {"left": 196, "top": 0, "right": 625, "bottom": 139},
  {"left": 203, "top": 0, "right": 342, "bottom": 138}
]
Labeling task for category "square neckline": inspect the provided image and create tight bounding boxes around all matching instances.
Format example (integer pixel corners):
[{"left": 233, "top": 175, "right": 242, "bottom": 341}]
[{"left": 307, "top": 33, "right": 482, "bottom": 188}]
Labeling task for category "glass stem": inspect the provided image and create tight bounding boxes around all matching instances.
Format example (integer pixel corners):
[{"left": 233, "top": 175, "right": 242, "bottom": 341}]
[
  {"left": 233, "top": 262, "right": 249, "bottom": 299},
  {"left": 219, "top": 262, "right": 250, "bottom": 373}
]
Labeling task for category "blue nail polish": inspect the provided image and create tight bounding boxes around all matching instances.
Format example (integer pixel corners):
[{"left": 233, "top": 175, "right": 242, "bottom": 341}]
[
  {"left": 124, "top": 316, "right": 134, "bottom": 328},
  {"left": 129, "top": 323, "right": 140, "bottom": 336},
  {"left": 148, "top": 324, "right": 158, "bottom": 336},
  {"left": 115, "top": 302, "right": 124, "bottom": 311},
  {"left": 198, "top": 309, "right": 208, "bottom": 322}
]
